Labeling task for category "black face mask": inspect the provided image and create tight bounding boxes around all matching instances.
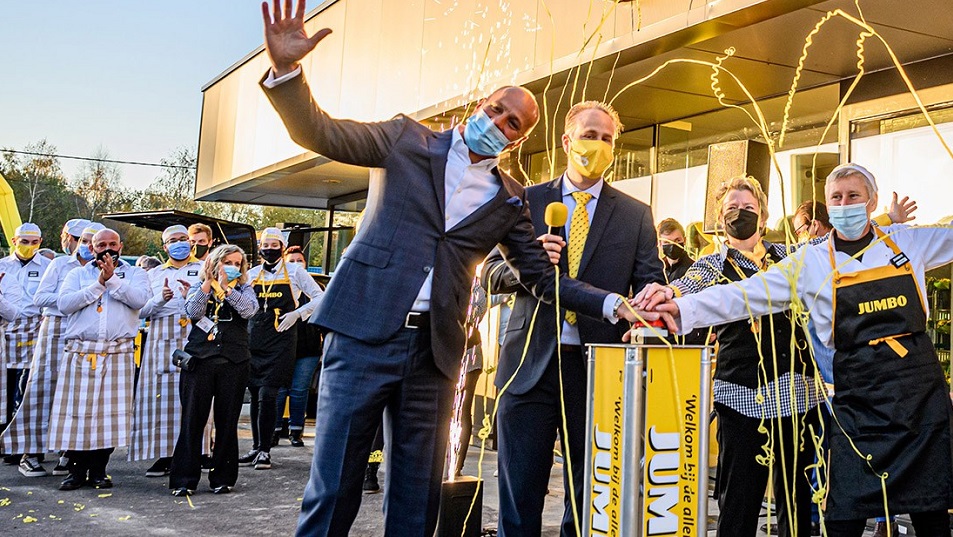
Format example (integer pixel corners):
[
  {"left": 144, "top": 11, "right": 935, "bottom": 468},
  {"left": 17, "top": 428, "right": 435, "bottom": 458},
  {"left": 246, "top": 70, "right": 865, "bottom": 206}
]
[
  {"left": 96, "top": 249, "right": 121, "bottom": 264},
  {"left": 193, "top": 244, "right": 209, "bottom": 259},
  {"left": 259, "top": 248, "right": 283, "bottom": 265},
  {"left": 662, "top": 243, "right": 687, "bottom": 260},
  {"left": 723, "top": 209, "right": 760, "bottom": 240}
]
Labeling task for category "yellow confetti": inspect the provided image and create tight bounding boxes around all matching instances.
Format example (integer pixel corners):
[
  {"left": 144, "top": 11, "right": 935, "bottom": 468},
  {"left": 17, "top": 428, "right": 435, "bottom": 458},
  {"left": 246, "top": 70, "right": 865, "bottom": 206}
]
[
  {"left": 0, "top": 498, "right": 10, "bottom": 507},
  {"left": 73, "top": 503, "right": 85, "bottom": 512},
  {"left": 97, "top": 493, "right": 112, "bottom": 498},
  {"left": 57, "top": 500, "right": 64, "bottom": 504},
  {"left": 23, "top": 515, "right": 37, "bottom": 523},
  {"left": 118, "top": 515, "right": 131, "bottom": 521},
  {"left": 186, "top": 495, "right": 194, "bottom": 509},
  {"left": 0, "top": 487, "right": 9, "bottom": 491},
  {"left": 296, "top": 497, "right": 303, "bottom": 501},
  {"left": 28, "top": 509, "right": 35, "bottom": 513},
  {"left": 26, "top": 491, "right": 32, "bottom": 495},
  {"left": 90, "top": 513, "right": 99, "bottom": 517}
]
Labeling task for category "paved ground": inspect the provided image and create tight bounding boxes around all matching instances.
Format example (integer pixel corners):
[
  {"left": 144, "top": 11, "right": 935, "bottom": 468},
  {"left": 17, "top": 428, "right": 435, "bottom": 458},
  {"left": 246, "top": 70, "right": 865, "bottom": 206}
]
[
  {"left": 0, "top": 415, "right": 916, "bottom": 536},
  {"left": 0, "top": 415, "right": 567, "bottom": 536}
]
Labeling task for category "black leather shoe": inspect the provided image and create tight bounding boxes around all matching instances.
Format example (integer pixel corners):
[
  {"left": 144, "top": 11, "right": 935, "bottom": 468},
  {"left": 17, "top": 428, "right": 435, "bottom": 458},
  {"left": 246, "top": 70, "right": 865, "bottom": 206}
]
[
  {"left": 59, "top": 474, "right": 86, "bottom": 491},
  {"left": 87, "top": 476, "right": 113, "bottom": 489},
  {"left": 171, "top": 487, "right": 193, "bottom": 497},
  {"left": 210, "top": 485, "right": 231, "bottom": 494},
  {"left": 289, "top": 431, "right": 304, "bottom": 447}
]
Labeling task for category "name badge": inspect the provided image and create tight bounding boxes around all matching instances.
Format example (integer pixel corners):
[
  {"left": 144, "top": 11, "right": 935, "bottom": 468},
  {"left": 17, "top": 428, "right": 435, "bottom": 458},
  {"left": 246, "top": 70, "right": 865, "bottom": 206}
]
[
  {"left": 195, "top": 317, "right": 214, "bottom": 333},
  {"left": 28, "top": 271, "right": 39, "bottom": 278},
  {"left": 188, "top": 270, "right": 199, "bottom": 277},
  {"left": 117, "top": 272, "right": 126, "bottom": 279},
  {"left": 890, "top": 252, "right": 910, "bottom": 268}
]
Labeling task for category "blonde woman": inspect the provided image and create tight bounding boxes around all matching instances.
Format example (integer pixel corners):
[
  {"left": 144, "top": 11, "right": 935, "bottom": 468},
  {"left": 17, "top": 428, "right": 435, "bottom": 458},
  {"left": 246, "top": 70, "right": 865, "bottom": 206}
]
[
  {"left": 659, "top": 176, "right": 821, "bottom": 537},
  {"left": 169, "top": 245, "right": 258, "bottom": 496}
]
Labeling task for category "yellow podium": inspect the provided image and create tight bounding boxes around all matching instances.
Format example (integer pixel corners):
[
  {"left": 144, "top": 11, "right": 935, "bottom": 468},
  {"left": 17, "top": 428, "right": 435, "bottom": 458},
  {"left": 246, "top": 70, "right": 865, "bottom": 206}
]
[{"left": 583, "top": 343, "right": 713, "bottom": 537}]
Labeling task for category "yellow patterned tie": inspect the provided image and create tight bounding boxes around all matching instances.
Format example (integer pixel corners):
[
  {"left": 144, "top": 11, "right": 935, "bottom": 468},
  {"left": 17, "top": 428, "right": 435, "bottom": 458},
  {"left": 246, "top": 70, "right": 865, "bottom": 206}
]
[{"left": 565, "top": 191, "right": 593, "bottom": 324}]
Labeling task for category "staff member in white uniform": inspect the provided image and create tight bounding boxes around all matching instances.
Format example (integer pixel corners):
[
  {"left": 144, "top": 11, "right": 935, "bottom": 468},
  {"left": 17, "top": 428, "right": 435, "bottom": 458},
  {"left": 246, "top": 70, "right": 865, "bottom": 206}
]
[
  {"left": 0, "top": 223, "right": 50, "bottom": 457},
  {"left": 0, "top": 219, "right": 90, "bottom": 477},
  {"left": 130, "top": 225, "right": 203, "bottom": 477},
  {"left": 640, "top": 164, "right": 953, "bottom": 536},
  {"left": 50, "top": 228, "right": 150, "bottom": 491}
]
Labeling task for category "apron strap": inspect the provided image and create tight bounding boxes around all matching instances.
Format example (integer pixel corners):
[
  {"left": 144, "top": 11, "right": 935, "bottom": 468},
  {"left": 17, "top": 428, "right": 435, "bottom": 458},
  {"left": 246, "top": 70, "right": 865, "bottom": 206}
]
[
  {"left": 828, "top": 227, "right": 904, "bottom": 277},
  {"left": 868, "top": 333, "right": 912, "bottom": 358}
]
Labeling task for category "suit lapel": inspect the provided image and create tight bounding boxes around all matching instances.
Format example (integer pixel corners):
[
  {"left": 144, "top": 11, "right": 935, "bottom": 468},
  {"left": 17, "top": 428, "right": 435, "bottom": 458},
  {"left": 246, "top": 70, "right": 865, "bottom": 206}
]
[
  {"left": 427, "top": 130, "right": 453, "bottom": 213},
  {"left": 578, "top": 182, "right": 617, "bottom": 276},
  {"left": 447, "top": 168, "right": 509, "bottom": 232}
]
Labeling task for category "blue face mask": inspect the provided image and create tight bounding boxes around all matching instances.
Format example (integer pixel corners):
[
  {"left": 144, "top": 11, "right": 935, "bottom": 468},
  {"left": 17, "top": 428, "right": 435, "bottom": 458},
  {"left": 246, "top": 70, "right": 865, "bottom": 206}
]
[
  {"left": 77, "top": 243, "right": 95, "bottom": 261},
  {"left": 223, "top": 265, "right": 242, "bottom": 282},
  {"left": 828, "top": 201, "right": 870, "bottom": 240},
  {"left": 167, "top": 241, "right": 192, "bottom": 261},
  {"left": 463, "top": 109, "right": 511, "bottom": 157}
]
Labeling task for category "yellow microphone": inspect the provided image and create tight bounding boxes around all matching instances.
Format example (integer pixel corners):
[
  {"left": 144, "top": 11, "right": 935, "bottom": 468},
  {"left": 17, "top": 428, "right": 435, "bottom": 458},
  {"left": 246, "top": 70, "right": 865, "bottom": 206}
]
[{"left": 544, "top": 202, "right": 568, "bottom": 236}]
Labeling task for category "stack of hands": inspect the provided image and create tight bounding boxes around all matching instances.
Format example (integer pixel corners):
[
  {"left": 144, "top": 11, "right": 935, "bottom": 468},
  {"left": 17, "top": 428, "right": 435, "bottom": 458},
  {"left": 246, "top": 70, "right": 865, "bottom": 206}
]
[{"left": 617, "top": 283, "right": 681, "bottom": 335}]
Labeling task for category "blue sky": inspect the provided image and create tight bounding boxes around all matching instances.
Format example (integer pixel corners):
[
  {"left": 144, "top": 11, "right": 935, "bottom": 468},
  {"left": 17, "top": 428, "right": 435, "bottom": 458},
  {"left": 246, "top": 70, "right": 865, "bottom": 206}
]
[{"left": 0, "top": 1, "right": 273, "bottom": 188}]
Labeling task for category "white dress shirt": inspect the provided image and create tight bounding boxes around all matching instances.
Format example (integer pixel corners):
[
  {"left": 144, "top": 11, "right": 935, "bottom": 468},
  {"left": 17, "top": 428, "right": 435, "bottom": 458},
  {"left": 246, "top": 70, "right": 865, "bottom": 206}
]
[
  {"left": 139, "top": 260, "right": 204, "bottom": 319},
  {"left": 411, "top": 127, "right": 501, "bottom": 312},
  {"left": 560, "top": 176, "right": 604, "bottom": 345},
  {"left": 0, "top": 253, "right": 51, "bottom": 319},
  {"left": 33, "top": 254, "right": 84, "bottom": 317},
  {"left": 246, "top": 259, "right": 325, "bottom": 319},
  {"left": 675, "top": 224, "right": 953, "bottom": 347},
  {"left": 58, "top": 261, "right": 151, "bottom": 341}
]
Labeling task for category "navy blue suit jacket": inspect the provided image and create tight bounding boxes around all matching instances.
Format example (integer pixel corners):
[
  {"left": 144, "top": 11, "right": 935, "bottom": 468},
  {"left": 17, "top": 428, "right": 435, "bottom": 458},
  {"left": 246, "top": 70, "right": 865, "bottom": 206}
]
[
  {"left": 483, "top": 176, "right": 665, "bottom": 394},
  {"left": 261, "top": 74, "right": 613, "bottom": 379}
]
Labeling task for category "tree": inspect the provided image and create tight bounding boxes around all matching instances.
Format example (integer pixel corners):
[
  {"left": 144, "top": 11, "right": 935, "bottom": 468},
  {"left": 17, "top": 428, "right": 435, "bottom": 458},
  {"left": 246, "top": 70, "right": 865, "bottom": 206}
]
[
  {"left": 0, "top": 140, "right": 82, "bottom": 250},
  {"left": 71, "top": 146, "right": 124, "bottom": 220}
]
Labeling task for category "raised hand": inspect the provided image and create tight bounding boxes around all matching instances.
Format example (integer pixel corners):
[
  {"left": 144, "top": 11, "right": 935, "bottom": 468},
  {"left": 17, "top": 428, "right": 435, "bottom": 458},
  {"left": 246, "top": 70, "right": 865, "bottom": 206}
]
[
  {"left": 162, "top": 278, "right": 174, "bottom": 302},
  {"left": 97, "top": 253, "right": 116, "bottom": 285},
  {"left": 261, "top": 0, "right": 333, "bottom": 77},
  {"left": 886, "top": 191, "right": 918, "bottom": 224},
  {"left": 177, "top": 279, "right": 191, "bottom": 299}
]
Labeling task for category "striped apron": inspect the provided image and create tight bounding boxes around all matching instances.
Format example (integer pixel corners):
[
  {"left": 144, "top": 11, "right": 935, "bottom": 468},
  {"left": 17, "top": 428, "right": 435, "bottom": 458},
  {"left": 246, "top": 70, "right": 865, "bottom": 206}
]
[
  {"left": 0, "top": 316, "right": 65, "bottom": 453},
  {"left": 4, "top": 316, "right": 41, "bottom": 369},
  {"left": 48, "top": 338, "right": 136, "bottom": 451},
  {"left": 1, "top": 316, "right": 39, "bottom": 423},
  {"left": 129, "top": 314, "right": 190, "bottom": 460}
]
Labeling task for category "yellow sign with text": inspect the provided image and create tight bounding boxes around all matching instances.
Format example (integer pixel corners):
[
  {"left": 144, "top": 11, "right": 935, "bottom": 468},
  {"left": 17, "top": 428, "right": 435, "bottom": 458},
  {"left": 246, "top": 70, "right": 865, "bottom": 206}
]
[
  {"left": 588, "top": 346, "right": 625, "bottom": 536},
  {"left": 643, "top": 348, "right": 702, "bottom": 537}
]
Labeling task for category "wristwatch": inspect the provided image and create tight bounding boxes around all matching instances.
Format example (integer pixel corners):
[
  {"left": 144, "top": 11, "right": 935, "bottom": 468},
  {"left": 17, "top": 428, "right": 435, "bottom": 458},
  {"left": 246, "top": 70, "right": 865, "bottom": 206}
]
[{"left": 612, "top": 296, "right": 625, "bottom": 319}]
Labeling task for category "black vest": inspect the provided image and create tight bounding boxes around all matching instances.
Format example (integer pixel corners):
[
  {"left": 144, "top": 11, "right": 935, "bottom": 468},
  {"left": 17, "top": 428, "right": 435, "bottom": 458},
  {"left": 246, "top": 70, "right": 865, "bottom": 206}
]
[
  {"left": 184, "top": 296, "right": 250, "bottom": 364},
  {"left": 713, "top": 247, "right": 814, "bottom": 389}
]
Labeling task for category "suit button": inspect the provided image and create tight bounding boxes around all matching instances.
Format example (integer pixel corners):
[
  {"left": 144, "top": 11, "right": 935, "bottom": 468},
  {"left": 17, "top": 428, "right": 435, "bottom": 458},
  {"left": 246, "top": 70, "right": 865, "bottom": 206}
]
[{"left": 423, "top": 266, "right": 432, "bottom": 273}]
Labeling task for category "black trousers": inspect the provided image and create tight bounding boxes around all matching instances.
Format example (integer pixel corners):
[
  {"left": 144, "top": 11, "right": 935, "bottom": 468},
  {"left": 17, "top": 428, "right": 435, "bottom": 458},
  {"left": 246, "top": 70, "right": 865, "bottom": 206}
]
[
  {"left": 169, "top": 358, "right": 249, "bottom": 490},
  {"left": 714, "top": 403, "right": 818, "bottom": 537},
  {"left": 497, "top": 346, "right": 587, "bottom": 537},
  {"left": 825, "top": 511, "right": 950, "bottom": 537},
  {"left": 66, "top": 448, "right": 114, "bottom": 478},
  {"left": 249, "top": 384, "right": 280, "bottom": 453}
]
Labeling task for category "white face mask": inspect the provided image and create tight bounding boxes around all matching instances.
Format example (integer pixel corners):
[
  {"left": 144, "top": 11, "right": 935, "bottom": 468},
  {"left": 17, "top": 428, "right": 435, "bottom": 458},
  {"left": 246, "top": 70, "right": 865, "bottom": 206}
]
[{"left": 828, "top": 201, "right": 871, "bottom": 240}]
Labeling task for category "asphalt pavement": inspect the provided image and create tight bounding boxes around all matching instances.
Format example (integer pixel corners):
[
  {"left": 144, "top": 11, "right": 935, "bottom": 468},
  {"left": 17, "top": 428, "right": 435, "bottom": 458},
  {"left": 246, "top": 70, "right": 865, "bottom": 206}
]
[{"left": 0, "top": 416, "right": 567, "bottom": 536}]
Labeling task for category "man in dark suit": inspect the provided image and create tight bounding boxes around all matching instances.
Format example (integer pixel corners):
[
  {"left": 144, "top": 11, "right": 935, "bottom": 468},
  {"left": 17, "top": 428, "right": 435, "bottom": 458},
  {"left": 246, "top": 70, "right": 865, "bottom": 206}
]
[
  {"left": 483, "top": 101, "right": 664, "bottom": 536},
  {"left": 259, "top": 3, "right": 650, "bottom": 536}
]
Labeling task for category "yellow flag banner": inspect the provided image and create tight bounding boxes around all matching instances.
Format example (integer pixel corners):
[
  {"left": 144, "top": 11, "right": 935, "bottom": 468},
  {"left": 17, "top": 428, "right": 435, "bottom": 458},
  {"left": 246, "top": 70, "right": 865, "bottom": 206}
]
[
  {"left": 587, "top": 346, "right": 626, "bottom": 536},
  {"left": 642, "top": 347, "right": 703, "bottom": 537}
]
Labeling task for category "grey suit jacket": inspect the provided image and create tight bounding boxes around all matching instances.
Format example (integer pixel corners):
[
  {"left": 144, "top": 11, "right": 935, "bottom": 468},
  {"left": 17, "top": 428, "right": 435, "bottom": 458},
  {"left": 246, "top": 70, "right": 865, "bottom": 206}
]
[{"left": 260, "top": 73, "right": 612, "bottom": 379}]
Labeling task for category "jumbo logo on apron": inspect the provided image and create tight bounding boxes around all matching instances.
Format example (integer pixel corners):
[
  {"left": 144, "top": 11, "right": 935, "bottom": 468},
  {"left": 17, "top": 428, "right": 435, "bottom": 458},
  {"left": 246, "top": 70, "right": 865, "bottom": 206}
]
[
  {"left": 249, "top": 262, "right": 298, "bottom": 387},
  {"left": 825, "top": 228, "right": 953, "bottom": 520}
]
